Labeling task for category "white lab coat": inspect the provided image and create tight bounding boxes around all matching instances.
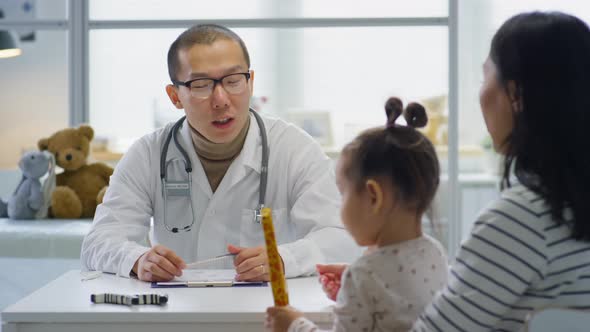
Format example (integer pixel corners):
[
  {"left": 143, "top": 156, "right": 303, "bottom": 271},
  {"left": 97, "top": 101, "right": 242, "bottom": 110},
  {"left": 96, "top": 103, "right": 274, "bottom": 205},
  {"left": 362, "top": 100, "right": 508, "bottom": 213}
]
[{"left": 81, "top": 113, "right": 359, "bottom": 278}]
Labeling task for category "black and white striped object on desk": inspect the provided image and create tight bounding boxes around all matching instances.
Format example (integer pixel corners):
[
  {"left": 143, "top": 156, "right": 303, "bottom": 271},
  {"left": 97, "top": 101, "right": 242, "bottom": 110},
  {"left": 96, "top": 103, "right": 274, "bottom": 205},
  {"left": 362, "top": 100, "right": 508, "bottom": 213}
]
[
  {"left": 91, "top": 293, "right": 134, "bottom": 306},
  {"left": 90, "top": 293, "right": 168, "bottom": 306},
  {"left": 132, "top": 293, "right": 169, "bottom": 305}
]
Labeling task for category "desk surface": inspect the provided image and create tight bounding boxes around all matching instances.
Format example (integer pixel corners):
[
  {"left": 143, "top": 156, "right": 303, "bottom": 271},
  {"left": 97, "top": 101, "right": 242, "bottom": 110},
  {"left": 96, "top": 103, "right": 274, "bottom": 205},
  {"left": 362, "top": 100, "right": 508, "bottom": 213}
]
[{"left": 2, "top": 270, "right": 333, "bottom": 329}]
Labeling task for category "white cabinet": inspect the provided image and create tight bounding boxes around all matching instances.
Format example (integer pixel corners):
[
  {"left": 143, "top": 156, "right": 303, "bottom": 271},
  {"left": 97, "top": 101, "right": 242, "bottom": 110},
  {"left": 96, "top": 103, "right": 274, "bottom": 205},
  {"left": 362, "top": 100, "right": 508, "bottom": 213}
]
[
  {"left": 459, "top": 176, "right": 500, "bottom": 241},
  {"left": 429, "top": 173, "right": 500, "bottom": 253}
]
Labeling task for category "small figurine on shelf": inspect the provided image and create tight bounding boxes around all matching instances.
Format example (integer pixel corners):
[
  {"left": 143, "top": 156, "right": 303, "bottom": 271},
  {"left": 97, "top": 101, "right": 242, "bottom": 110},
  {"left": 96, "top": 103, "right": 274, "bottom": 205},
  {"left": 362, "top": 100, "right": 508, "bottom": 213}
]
[
  {"left": 419, "top": 94, "right": 448, "bottom": 147},
  {"left": 0, "top": 150, "right": 55, "bottom": 219}
]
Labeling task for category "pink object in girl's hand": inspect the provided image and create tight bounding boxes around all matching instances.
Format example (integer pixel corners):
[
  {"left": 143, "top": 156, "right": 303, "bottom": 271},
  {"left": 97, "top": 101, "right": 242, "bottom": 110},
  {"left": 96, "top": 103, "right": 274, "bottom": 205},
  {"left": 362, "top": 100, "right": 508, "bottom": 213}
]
[{"left": 317, "top": 265, "right": 345, "bottom": 301}]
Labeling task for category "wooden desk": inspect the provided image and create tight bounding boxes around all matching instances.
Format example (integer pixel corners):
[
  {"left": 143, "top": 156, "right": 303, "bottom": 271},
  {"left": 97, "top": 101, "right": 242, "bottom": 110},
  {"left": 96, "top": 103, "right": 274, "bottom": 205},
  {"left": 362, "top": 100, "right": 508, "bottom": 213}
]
[{"left": 1, "top": 270, "right": 333, "bottom": 332}]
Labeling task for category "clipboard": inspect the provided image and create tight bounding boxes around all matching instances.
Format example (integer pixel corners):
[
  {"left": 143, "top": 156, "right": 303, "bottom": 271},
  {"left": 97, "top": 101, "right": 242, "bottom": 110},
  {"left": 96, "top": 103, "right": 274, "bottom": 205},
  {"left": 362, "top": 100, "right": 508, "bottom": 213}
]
[
  {"left": 150, "top": 269, "right": 267, "bottom": 288},
  {"left": 151, "top": 280, "right": 267, "bottom": 288}
]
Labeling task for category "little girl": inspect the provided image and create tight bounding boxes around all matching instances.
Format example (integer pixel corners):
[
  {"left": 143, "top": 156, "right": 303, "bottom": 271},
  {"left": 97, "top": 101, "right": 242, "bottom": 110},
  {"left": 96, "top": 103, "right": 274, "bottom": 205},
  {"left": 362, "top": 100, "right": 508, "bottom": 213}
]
[{"left": 266, "top": 97, "right": 448, "bottom": 332}]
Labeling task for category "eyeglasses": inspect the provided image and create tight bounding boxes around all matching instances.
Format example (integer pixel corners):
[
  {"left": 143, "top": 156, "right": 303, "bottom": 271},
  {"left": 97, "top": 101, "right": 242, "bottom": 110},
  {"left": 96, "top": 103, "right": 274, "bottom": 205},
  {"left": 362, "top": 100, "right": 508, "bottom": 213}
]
[{"left": 173, "top": 72, "right": 251, "bottom": 99}]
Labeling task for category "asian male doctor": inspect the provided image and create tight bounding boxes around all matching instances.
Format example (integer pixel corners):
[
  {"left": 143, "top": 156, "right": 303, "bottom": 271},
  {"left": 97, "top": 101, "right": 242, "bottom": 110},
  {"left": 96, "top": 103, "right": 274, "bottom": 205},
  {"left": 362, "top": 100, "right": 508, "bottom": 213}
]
[{"left": 80, "top": 24, "right": 359, "bottom": 283}]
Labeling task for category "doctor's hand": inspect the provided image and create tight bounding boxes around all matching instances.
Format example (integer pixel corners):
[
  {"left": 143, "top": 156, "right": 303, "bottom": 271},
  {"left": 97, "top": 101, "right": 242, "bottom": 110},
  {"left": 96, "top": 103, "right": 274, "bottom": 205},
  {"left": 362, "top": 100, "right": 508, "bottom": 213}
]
[
  {"left": 228, "top": 244, "right": 283, "bottom": 282},
  {"left": 132, "top": 244, "right": 186, "bottom": 282}
]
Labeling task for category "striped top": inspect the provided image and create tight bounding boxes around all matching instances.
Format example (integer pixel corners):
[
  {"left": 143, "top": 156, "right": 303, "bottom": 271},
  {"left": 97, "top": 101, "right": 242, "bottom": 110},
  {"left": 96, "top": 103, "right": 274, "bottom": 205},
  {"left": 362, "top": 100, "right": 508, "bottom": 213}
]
[{"left": 412, "top": 185, "right": 590, "bottom": 332}]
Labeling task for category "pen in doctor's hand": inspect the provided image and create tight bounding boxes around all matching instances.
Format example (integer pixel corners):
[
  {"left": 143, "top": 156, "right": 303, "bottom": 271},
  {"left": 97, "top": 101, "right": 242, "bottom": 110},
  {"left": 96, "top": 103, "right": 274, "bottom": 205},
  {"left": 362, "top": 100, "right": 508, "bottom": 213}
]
[
  {"left": 215, "top": 253, "right": 237, "bottom": 259},
  {"left": 184, "top": 253, "right": 237, "bottom": 270}
]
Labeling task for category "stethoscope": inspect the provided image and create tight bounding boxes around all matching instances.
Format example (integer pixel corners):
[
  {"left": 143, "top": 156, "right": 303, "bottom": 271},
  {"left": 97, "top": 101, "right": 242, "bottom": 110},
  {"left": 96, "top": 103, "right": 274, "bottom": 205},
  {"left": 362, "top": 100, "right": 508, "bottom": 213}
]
[{"left": 159, "top": 108, "right": 269, "bottom": 233}]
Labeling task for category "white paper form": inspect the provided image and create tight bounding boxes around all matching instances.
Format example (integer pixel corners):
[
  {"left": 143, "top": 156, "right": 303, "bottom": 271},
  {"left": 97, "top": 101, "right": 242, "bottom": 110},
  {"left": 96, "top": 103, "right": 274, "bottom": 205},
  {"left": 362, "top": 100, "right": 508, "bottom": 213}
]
[
  {"left": 152, "top": 269, "right": 266, "bottom": 287},
  {"left": 174, "top": 269, "right": 236, "bottom": 282}
]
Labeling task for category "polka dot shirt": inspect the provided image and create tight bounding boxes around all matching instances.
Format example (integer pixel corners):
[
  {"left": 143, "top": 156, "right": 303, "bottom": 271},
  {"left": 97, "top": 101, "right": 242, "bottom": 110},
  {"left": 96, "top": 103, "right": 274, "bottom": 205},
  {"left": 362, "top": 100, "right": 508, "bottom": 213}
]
[{"left": 289, "top": 234, "right": 448, "bottom": 332}]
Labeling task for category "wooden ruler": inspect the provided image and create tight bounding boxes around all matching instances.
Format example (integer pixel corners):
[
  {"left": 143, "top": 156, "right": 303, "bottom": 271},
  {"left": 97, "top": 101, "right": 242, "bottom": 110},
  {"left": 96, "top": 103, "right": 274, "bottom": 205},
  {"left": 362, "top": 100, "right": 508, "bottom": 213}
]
[{"left": 261, "top": 207, "right": 289, "bottom": 306}]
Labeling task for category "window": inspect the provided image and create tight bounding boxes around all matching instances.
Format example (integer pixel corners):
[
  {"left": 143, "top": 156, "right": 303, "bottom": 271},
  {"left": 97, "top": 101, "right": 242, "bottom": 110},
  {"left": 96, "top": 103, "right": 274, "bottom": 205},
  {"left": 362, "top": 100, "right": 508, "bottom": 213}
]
[
  {"left": 89, "top": 0, "right": 447, "bottom": 20},
  {"left": 459, "top": 0, "right": 590, "bottom": 175},
  {"left": 89, "top": 27, "right": 448, "bottom": 153},
  {"left": 456, "top": 0, "right": 590, "bottom": 240},
  {"left": 86, "top": 1, "right": 454, "bottom": 251},
  {"left": 0, "top": 0, "right": 68, "bottom": 169},
  {"left": 8, "top": 1, "right": 586, "bottom": 256}
]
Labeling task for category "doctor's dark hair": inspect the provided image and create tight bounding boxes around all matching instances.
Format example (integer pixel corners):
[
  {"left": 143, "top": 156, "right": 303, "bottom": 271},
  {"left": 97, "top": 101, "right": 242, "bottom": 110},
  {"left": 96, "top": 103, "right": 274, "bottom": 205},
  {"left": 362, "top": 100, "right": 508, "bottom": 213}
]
[
  {"left": 167, "top": 24, "right": 251, "bottom": 83},
  {"left": 341, "top": 97, "right": 439, "bottom": 215},
  {"left": 490, "top": 12, "right": 590, "bottom": 240}
]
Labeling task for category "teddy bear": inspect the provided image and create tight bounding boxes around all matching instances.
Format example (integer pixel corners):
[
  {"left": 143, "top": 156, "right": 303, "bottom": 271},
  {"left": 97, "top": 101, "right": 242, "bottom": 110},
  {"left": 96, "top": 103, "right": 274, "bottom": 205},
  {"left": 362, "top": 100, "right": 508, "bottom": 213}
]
[
  {"left": 0, "top": 151, "right": 51, "bottom": 219},
  {"left": 38, "top": 125, "right": 114, "bottom": 219}
]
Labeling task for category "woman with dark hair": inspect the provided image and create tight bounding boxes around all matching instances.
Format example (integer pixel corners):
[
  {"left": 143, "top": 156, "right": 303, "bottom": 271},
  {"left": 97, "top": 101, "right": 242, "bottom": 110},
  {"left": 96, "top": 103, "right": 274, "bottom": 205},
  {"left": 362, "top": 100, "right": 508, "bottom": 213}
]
[{"left": 412, "top": 11, "right": 590, "bottom": 331}]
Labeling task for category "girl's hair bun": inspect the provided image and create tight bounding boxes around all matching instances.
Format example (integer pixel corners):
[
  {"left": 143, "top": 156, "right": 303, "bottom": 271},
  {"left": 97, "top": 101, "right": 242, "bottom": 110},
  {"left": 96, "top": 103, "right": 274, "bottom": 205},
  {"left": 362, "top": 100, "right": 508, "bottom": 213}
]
[
  {"left": 385, "top": 97, "right": 428, "bottom": 128},
  {"left": 404, "top": 102, "right": 428, "bottom": 128},
  {"left": 385, "top": 97, "right": 403, "bottom": 128}
]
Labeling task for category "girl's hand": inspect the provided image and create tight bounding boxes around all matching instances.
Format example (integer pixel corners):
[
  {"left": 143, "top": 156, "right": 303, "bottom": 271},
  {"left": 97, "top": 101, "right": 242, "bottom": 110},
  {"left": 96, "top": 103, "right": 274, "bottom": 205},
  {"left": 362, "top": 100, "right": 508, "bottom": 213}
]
[
  {"left": 364, "top": 245, "right": 377, "bottom": 255},
  {"left": 265, "top": 306, "right": 303, "bottom": 332},
  {"left": 316, "top": 264, "right": 347, "bottom": 301}
]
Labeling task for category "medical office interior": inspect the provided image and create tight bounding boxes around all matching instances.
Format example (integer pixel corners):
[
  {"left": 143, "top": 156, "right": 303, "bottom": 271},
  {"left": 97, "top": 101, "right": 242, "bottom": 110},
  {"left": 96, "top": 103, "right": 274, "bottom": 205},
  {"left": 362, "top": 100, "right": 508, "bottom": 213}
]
[{"left": 0, "top": 0, "right": 589, "bottom": 330}]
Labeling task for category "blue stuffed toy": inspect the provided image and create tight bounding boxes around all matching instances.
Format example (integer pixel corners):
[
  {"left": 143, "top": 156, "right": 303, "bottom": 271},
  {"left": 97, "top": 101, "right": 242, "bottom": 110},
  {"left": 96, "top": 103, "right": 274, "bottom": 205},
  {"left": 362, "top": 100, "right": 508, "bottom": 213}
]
[{"left": 0, "top": 151, "right": 53, "bottom": 219}]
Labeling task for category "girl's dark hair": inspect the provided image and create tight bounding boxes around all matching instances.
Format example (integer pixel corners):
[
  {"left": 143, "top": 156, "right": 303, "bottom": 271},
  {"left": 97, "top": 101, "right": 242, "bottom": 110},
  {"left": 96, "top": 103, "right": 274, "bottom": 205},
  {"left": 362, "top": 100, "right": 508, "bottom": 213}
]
[
  {"left": 341, "top": 97, "right": 439, "bottom": 216},
  {"left": 490, "top": 12, "right": 590, "bottom": 240}
]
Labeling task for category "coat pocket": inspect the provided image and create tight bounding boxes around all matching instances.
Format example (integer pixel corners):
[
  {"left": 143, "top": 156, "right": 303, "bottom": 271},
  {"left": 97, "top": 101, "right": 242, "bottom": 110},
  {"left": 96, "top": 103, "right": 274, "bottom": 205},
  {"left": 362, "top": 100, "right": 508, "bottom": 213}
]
[{"left": 240, "top": 208, "right": 288, "bottom": 247}]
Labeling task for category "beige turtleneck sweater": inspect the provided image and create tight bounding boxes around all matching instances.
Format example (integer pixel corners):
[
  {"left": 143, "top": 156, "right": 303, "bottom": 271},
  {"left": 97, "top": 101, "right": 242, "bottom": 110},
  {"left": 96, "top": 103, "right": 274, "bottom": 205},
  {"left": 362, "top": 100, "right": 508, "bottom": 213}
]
[{"left": 188, "top": 116, "right": 250, "bottom": 192}]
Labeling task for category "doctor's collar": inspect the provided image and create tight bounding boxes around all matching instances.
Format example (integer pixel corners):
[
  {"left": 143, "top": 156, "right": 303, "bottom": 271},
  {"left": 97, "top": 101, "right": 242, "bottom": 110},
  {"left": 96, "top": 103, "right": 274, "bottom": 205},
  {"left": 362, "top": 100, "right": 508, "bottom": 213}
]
[
  {"left": 240, "top": 112, "right": 264, "bottom": 174},
  {"left": 189, "top": 116, "right": 250, "bottom": 161}
]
